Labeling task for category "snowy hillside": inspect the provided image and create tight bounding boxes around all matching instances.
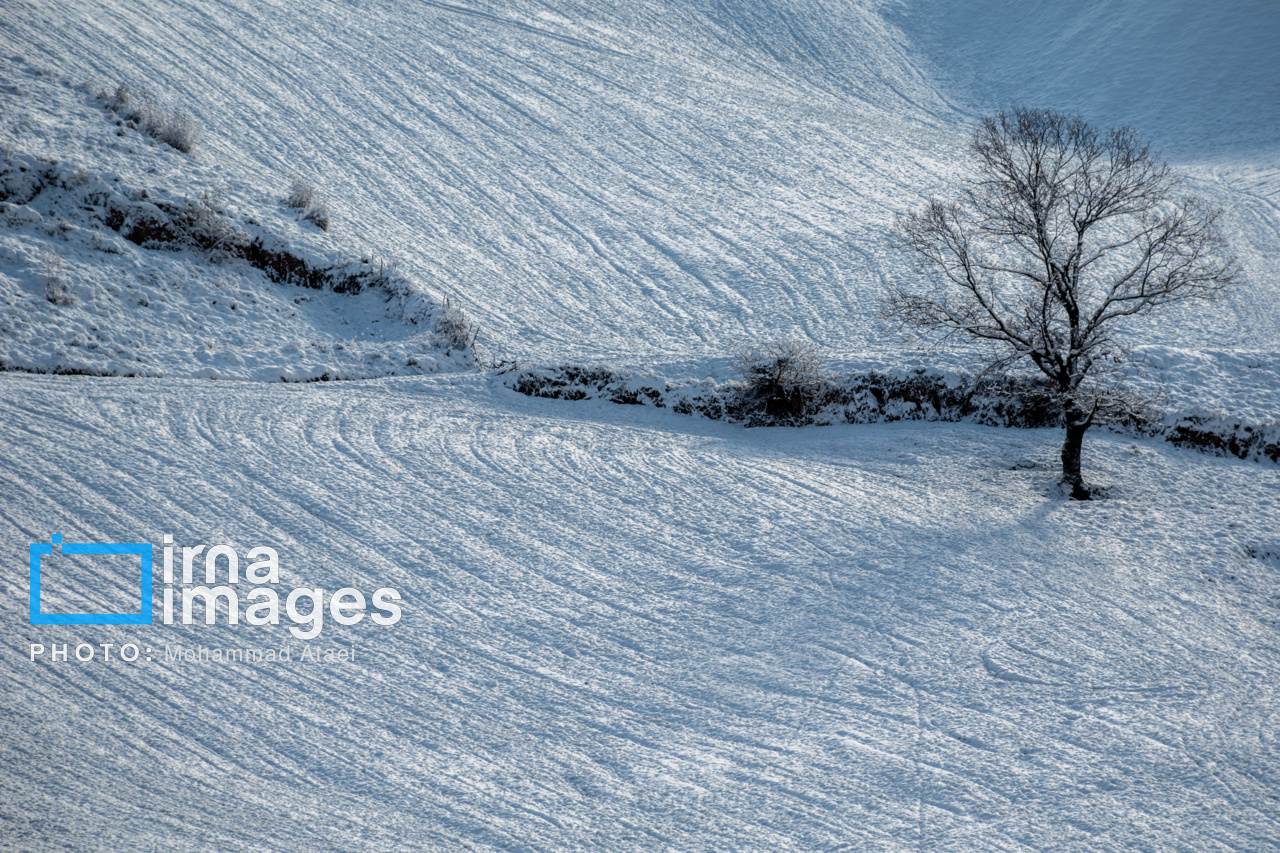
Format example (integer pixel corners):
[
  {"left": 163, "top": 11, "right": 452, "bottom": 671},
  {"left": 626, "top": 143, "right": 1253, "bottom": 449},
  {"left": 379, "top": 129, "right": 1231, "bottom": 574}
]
[
  {"left": 3, "top": 375, "right": 1279, "bottom": 851},
  {"left": 5, "top": 0, "right": 1276, "bottom": 369},
  {"left": 0, "top": 67, "right": 473, "bottom": 380},
  {"left": 898, "top": 0, "right": 1280, "bottom": 160},
  {"left": 3, "top": 0, "right": 1280, "bottom": 850}
]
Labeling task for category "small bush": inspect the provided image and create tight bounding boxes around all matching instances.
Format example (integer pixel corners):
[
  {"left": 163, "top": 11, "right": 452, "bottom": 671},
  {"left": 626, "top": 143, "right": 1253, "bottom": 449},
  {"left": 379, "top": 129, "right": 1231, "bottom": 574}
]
[
  {"left": 41, "top": 251, "right": 73, "bottom": 305},
  {"left": 732, "top": 339, "right": 827, "bottom": 423},
  {"left": 283, "top": 176, "right": 331, "bottom": 231},
  {"left": 433, "top": 297, "right": 477, "bottom": 352},
  {"left": 155, "top": 109, "right": 201, "bottom": 154},
  {"left": 300, "top": 201, "right": 331, "bottom": 232},
  {"left": 105, "top": 84, "right": 201, "bottom": 154},
  {"left": 283, "top": 176, "right": 316, "bottom": 210}
]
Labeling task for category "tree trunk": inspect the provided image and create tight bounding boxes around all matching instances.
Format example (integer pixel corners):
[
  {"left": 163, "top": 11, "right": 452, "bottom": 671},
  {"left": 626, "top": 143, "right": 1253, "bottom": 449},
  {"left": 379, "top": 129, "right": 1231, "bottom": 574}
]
[{"left": 1060, "top": 403, "right": 1092, "bottom": 500}]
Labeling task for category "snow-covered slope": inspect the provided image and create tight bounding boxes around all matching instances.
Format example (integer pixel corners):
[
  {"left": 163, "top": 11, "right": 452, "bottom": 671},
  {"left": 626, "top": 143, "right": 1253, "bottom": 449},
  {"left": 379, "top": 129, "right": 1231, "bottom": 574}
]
[
  {"left": 897, "top": 0, "right": 1280, "bottom": 160},
  {"left": 3, "top": 0, "right": 1280, "bottom": 849},
  {"left": 4, "top": 0, "right": 1278, "bottom": 398},
  {"left": 2, "top": 374, "right": 1278, "bottom": 851},
  {"left": 0, "top": 67, "right": 472, "bottom": 380},
  {"left": 2, "top": 0, "right": 951, "bottom": 362}
]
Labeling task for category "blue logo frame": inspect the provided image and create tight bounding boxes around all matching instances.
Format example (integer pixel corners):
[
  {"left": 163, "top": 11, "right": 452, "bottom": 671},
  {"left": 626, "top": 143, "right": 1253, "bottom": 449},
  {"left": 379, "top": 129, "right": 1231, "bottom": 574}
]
[{"left": 29, "top": 535, "right": 153, "bottom": 625}]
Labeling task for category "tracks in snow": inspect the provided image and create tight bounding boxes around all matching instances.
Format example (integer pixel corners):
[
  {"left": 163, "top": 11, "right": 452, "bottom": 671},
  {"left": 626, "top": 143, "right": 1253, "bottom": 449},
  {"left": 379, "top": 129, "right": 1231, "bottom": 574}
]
[{"left": 2, "top": 374, "right": 1279, "bottom": 850}]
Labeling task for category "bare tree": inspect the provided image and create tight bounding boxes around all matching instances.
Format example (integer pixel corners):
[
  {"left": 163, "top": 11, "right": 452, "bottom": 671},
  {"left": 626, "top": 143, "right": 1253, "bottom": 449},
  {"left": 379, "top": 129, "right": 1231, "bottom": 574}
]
[
  {"left": 887, "top": 107, "right": 1236, "bottom": 499},
  {"left": 733, "top": 339, "right": 827, "bottom": 422}
]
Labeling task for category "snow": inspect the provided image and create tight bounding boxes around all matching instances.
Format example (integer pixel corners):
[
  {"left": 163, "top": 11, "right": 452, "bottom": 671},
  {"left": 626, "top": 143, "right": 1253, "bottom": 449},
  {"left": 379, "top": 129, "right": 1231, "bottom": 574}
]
[
  {"left": 6, "top": 0, "right": 1276, "bottom": 370},
  {"left": 896, "top": 0, "right": 1280, "bottom": 160},
  {"left": 2, "top": 373, "right": 1279, "bottom": 850},
  {"left": 3, "top": 1, "right": 1279, "bottom": 405},
  {"left": 2, "top": 0, "right": 1279, "bottom": 848},
  {"left": 0, "top": 70, "right": 470, "bottom": 380}
]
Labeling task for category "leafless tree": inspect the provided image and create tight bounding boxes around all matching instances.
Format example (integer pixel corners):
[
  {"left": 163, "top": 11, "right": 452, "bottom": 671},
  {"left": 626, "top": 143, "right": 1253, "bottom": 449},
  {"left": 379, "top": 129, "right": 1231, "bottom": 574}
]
[
  {"left": 733, "top": 339, "right": 827, "bottom": 421},
  {"left": 887, "top": 107, "right": 1236, "bottom": 498}
]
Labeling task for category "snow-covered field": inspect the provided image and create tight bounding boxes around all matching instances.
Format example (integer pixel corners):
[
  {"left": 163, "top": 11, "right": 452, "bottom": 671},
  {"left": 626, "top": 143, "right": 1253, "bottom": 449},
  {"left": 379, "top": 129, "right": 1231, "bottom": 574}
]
[
  {"left": 3, "top": 374, "right": 1279, "bottom": 851},
  {"left": 2, "top": 0, "right": 1279, "bottom": 849},
  {"left": 4, "top": 0, "right": 1279, "bottom": 370},
  {"left": 0, "top": 68, "right": 473, "bottom": 381}
]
